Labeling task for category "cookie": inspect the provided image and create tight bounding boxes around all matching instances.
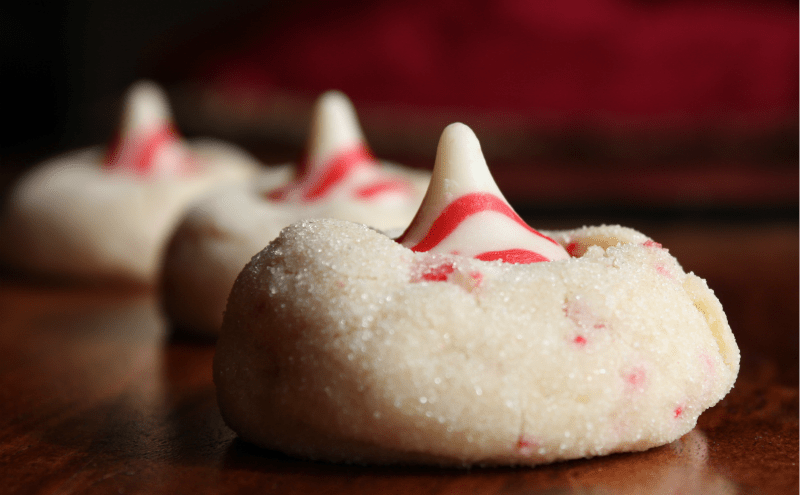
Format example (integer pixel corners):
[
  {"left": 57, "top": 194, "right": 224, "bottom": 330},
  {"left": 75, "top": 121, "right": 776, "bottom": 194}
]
[
  {"left": 0, "top": 81, "right": 260, "bottom": 284},
  {"left": 161, "top": 91, "right": 428, "bottom": 335},
  {"left": 213, "top": 123, "right": 738, "bottom": 466}
]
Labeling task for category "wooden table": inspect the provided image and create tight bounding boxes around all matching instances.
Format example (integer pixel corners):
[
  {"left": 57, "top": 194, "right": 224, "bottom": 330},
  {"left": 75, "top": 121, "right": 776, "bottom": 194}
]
[{"left": 1, "top": 219, "right": 797, "bottom": 494}]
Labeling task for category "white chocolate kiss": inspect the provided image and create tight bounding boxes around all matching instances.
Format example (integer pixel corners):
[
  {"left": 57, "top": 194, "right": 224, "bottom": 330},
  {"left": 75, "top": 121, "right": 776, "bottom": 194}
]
[
  {"left": 271, "top": 91, "right": 413, "bottom": 204},
  {"left": 104, "top": 80, "right": 195, "bottom": 177},
  {"left": 305, "top": 90, "right": 367, "bottom": 167},
  {"left": 397, "top": 123, "right": 570, "bottom": 263}
]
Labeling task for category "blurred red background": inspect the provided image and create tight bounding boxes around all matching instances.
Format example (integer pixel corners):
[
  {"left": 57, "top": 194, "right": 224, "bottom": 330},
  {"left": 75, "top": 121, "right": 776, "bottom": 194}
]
[{"left": 2, "top": 0, "right": 798, "bottom": 210}]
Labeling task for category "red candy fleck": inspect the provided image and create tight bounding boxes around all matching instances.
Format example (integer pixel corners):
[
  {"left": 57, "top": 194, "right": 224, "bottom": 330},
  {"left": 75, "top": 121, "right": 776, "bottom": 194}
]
[
  {"left": 700, "top": 353, "right": 716, "bottom": 377},
  {"left": 564, "top": 297, "right": 610, "bottom": 347},
  {"left": 450, "top": 269, "right": 484, "bottom": 292},
  {"left": 410, "top": 260, "right": 483, "bottom": 293},
  {"left": 643, "top": 240, "right": 663, "bottom": 249},
  {"left": 654, "top": 263, "right": 675, "bottom": 280},
  {"left": 566, "top": 242, "right": 582, "bottom": 257},
  {"left": 625, "top": 366, "right": 646, "bottom": 388},
  {"left": 417, "top": 261, "right": 456, "bottom": 282},
  {"left": 517, "top": 435, "right": 538, "bottom": 456},
  {"left": 674, "top": 406, "right": 684, "bottom": 418},
  {"left": 564, "top": 298, "right": 607, "bottom": 331}
]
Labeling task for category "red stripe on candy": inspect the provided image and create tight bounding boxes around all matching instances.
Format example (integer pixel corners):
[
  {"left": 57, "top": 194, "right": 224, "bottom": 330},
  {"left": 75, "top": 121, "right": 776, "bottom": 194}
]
[
  {"left": 475, "top": 249, "right": 550, "bottom": 264},
  {"left": 104, "top": 123, "right": 180, "bottom": 175},
  {"left": 135, "top": 125, "right": 178, "bottom": 174},
  {"left": 397, "top": 192, "right": 560, "bottom": 252},
  {"left": 302, "top": 144, "right": 374, "bottom": 200},
  {"left": 353, "top": 179, "right": 411, "bottom": 199}
]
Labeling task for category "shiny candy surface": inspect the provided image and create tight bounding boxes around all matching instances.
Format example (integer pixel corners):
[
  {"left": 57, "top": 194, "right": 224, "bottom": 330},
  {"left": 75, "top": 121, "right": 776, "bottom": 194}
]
[
  {"left": 397, "top": 123, "right": 569, "bottom": 264},
  {"left": 268, "top": 91, "right": 415, "bottom": 205}
]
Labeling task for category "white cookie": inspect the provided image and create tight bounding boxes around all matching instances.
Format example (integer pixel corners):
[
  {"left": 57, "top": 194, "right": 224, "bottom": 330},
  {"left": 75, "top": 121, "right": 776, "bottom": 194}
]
[
  {"left": 162, "top": 91, "right": 429, "bottom": 335},
  {"left": 213, "top": 123, "right": 738, "bottom": 466},
  {"left": 215, "top": 218, "right": 738, "bottom": 466},
  {"left": 0, "top": 81, "right": 260, "bottom": 284}
]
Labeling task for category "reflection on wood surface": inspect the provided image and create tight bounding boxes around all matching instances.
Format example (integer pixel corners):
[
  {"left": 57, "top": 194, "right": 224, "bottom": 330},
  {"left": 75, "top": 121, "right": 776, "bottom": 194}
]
[{"left": 0, "top": 221, "right": 796, "bottom": 494}]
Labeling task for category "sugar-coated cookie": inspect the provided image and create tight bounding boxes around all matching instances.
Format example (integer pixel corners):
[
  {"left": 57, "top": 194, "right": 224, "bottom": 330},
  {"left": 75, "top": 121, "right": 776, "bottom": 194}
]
[
  {"left": 0, "top": 81, "right": 261, "bottom": 284},
  {"left": 162, "top": 91, "right": 429, "bottom": 335},
  {"left": 214, "top": 123, "right": 738, "bottom": 466}
]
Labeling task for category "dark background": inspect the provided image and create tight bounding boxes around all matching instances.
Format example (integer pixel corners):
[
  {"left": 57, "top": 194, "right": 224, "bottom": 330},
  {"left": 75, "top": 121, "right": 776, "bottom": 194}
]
[
  {"left": 1, "top": 0, "right": 798, "bottom": 253},
  {"left": 2, "top": 0, "right": 267, "bottom": 162}
]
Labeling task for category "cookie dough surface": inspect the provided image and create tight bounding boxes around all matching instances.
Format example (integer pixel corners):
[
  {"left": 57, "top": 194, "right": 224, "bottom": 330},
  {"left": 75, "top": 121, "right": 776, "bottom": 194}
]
[
  {"left": 214, "top": 218, "right": 739, "bottom": 466},
  {"left": 0, "top": 142, "right": 258, "bottom": 284},
  {"left": 162, "top": 163, "right": 428, "bottom": 335},
  {"left": 162, "top": 91, "right": 430, "bottom": 335}
]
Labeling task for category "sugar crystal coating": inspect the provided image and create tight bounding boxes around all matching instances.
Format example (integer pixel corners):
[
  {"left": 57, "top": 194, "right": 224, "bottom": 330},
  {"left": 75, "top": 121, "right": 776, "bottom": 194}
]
[
  {"left": 214, "top": 218, "right": 739, "bottom": 466},
  {"left": 214, "top": 123, "right": 738, "bottom": 466}
]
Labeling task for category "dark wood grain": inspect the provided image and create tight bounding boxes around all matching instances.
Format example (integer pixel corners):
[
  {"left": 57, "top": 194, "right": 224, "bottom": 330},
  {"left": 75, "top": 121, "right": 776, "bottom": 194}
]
[{"left": 0, "top": 221, "right": 796, "bottom": 495}]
